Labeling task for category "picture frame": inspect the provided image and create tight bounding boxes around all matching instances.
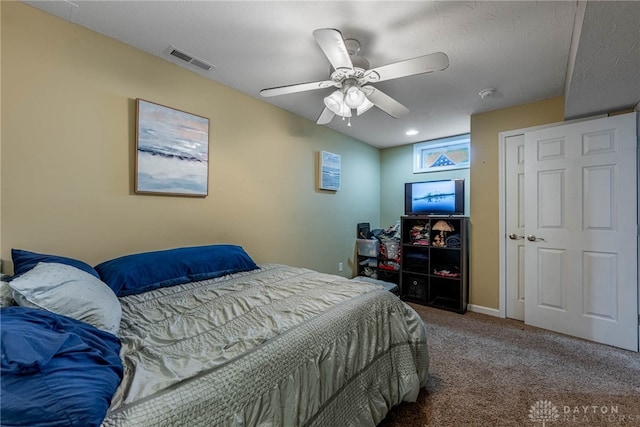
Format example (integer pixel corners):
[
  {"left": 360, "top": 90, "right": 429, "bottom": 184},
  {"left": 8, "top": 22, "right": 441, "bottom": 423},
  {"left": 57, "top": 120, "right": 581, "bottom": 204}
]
[
  {"left": 413, "top": 134, "right": 470, "bottom": 173},
  {"left": 135, "top": 99, "right": 210, "bottom": 197},
  {"left": 319, "top": 151, "right": 341, "bottom": 191}
]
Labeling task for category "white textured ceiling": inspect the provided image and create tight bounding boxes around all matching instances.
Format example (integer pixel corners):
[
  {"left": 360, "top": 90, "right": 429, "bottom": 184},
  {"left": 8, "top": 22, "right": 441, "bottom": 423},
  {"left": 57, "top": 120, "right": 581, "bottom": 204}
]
[
  {"left": 23, "top": 1, "right": 640, "bottom": 148},
  {"left": 564, "top": 1, "right": 640, "bottom": 119}
]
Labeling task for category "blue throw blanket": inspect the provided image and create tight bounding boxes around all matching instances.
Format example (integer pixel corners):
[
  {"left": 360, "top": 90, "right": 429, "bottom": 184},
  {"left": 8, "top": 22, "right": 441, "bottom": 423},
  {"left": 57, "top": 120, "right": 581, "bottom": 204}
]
[{"left": 1, "top": 307, "right": 123, "bottom": 427}]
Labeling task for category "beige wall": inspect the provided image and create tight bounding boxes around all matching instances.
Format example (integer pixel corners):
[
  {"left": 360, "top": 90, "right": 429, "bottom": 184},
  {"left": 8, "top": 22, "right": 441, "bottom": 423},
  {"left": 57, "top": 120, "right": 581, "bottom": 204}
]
[
  {"left": 1, "top": 2, "right": 381, "bottom": 276},
  {"left": 469, "top": 97, "right": 565, "bottom": 309}
]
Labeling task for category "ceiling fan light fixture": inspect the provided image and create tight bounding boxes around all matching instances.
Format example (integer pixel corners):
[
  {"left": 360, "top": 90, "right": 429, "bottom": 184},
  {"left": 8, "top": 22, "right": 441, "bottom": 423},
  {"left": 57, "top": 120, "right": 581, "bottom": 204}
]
[
  {"left": 344, "top": 86, "right": 366, "bottom": 109},
  {"left": 325, "top": 89, "right": 353, "bottom": 118},
  {"left": 324, "top": 90, "right": 344, "bottom": 115},
  {"left": 356, "top": 97, "right": 374, "bottom": 115},
  {"left": 261, "top": 28, "right": 450, "bottom": 129},
  {"left": 339, "top": 102, "right": 352, "bottom": 117}
]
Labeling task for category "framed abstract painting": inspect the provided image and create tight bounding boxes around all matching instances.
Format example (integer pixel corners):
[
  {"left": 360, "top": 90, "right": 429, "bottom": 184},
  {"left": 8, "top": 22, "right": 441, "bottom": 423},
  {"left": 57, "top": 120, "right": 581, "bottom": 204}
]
[
  {"left": 135, "top": 99, "right": 210, "bottom": 197},
  {"left": 319, "top": 151, "right": 341, "bottom": 191}
]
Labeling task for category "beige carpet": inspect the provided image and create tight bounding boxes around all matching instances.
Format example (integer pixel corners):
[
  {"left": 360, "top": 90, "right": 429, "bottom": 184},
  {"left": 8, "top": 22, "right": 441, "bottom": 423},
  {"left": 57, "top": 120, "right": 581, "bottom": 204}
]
[{"left": 379, "top": 303, "right": 640, "bottom": 427}]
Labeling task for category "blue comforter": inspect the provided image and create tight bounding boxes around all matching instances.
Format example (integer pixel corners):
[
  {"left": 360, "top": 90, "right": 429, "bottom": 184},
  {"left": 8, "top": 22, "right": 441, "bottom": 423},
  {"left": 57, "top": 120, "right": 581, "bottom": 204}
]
[{"left": 1, "top": 307, "right": 123, "bottom": 427}]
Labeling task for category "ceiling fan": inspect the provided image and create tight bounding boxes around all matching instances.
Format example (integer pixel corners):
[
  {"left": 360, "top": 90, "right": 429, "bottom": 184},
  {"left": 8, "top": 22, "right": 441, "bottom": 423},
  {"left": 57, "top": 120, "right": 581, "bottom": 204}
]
[{"left": 260, "top": 28, "right": 449, "bottom": 126}]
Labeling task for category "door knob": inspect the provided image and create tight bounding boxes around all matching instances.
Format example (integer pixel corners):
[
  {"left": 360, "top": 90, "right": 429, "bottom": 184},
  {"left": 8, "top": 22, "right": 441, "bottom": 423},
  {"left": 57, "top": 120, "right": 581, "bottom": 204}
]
[
  {"left": 527, "top": 235, "right": 546, "bottom": 242},
  {"left": 508, "top": 233, "right": 524, "bottom": 240}
]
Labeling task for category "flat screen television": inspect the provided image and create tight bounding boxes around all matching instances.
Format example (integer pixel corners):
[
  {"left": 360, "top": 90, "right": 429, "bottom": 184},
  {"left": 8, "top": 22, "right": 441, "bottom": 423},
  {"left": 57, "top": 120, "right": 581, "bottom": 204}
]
[{"left": 404, "top": 179, "right": 465, "bottom": 215}]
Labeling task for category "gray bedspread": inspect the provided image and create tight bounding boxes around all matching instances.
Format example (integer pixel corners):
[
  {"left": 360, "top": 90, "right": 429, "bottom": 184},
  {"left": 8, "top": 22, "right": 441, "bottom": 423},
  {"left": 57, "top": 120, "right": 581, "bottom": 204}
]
[{"left": 102, "top": 264, "right": 428, "bottom": 427}]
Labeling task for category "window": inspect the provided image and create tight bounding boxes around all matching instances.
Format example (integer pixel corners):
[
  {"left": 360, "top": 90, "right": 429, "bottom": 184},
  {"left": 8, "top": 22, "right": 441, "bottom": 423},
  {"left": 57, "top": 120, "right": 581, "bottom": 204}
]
[{"left": 413, "top": 134, "right": 470, "bottom": 173}]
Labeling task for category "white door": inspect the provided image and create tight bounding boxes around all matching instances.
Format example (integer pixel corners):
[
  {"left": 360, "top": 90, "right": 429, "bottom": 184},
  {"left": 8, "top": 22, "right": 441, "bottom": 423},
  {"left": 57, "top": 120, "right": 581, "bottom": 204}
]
[
  {"left": 524, "top": 113, "right": 638, "bottom": 351},
  {"left": 505, "top": 134, "right": 525, "bottom": 320}
]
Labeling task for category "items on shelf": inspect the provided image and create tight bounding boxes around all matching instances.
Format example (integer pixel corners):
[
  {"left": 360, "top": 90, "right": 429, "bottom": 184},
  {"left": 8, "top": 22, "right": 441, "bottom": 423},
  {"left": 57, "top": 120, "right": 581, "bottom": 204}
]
[
  {"left": 361, "top": 266, "right": 377, "bottom": 279},
  {"left": 376, "top": 222, "right": 401, "bottom": 272},
  {"left": 409, "top": 221, "right": 430, "bottom": 245},
  {"left": 378, "top": 262, "right": 399, "bottom": 271},
  {"left": 445, "top": 234, "right": 461, "bottom": 248},
  {"left": 356, "top": 238, "right": 379, "bottom": 257},
  {"left": 400, "top": 215, "right": 469, "bottom": 314},
  {"left": 357, "top": 222, "right": 371, "bottom": 239},
  {"left": 431, "top": 220, "right": 454, "bottom": 247},
  {"left": 355, "top": 221, "right": 401, "bottom": 284},
  {"left": 358, "top": 257, "right": 378, "bottom": 267},
  {"left": 433, "top": 265, "right": 460, "bottom": 278},
  {"left": 403, "top": 252, "right": 429, "bottom": 272}
]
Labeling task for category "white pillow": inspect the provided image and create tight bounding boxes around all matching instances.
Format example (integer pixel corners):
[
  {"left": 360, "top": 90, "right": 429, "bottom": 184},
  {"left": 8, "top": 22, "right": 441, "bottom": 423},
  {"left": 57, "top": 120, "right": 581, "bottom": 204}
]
[{"left": 9, "top": 262, "right": 121, "bottom": 334}]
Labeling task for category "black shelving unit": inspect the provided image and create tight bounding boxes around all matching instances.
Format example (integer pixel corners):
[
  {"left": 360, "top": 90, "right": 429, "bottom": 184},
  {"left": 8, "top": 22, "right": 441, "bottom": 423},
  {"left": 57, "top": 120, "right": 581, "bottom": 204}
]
[{"left": 400, "top": 215, "right": 469, "bottom": 313}]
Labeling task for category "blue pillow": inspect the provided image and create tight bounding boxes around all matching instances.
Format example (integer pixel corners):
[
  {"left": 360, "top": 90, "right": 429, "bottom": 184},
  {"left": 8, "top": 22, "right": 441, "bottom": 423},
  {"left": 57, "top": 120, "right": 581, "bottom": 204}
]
[
  {"left": 0, "top": 306, "right": 123, "bottom": 427},
  {"left": 11, "top": 249, "right": 100, "bottom": 279},
  {"left": 94, "top": 244, "right": 258, "bottom": 296}
]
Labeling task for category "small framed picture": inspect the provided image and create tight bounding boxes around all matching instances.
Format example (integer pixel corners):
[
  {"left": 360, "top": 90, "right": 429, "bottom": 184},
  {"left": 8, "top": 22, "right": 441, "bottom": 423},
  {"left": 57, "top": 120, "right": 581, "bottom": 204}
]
[
  {"left": 319, "top": 151, "right": 341, "bottom": 191},
  {"left": 135, "top": 99, "right": 210, "bottom": 197}
]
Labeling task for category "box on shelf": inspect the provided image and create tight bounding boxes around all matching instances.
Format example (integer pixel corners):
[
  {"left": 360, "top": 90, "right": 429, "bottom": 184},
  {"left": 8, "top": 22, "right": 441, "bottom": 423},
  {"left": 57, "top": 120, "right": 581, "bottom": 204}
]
[
  {"left": 356, "top": 239, "right": 379, "bottom": 257},
  {"left": 404, "top": 274, "right": 427, "bottom": 300}
]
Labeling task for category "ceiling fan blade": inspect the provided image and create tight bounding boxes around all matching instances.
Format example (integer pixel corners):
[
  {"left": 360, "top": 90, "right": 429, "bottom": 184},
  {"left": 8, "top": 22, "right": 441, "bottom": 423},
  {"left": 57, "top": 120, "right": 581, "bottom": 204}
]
[
  {"left": 313, "top": 28, "right": 354, "bottom": 71},
  {"left": 364, "top": 52, "right": 449, "bottom": 83},
  {"left": 316, "top": 107, "right": 335, "bottom": 125},
  {"left": 260, "top": 80, "right": 335, "bottom": 97},
  {"left": 361, "top": 86, "right": 410, "bottom": 119}
]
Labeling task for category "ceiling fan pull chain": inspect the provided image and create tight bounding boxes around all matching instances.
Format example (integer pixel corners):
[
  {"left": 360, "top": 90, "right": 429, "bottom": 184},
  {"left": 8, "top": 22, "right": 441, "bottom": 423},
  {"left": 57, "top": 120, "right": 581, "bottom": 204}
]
[{"left": 347, "top": 117, "right": 352, "bottom": 127}]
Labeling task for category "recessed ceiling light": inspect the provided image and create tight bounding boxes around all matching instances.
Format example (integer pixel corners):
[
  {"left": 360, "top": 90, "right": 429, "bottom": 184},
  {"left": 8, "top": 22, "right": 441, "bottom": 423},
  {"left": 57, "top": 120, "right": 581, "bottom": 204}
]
[{"left": 405, "top": 129, "right": 419, "bottom": 136}]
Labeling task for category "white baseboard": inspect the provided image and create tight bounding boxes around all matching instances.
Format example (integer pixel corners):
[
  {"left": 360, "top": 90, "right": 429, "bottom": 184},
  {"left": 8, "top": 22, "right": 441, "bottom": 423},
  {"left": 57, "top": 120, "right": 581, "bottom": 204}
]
[{"left": 467, "top": 304, "right": 501, "bottom": 317}]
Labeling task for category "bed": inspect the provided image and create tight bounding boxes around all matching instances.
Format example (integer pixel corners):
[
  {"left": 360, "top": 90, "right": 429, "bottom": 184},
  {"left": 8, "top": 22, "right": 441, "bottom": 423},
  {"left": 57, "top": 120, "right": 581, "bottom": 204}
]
[{"left": 1, "top": 245, "right": 428, "bottom": 427}]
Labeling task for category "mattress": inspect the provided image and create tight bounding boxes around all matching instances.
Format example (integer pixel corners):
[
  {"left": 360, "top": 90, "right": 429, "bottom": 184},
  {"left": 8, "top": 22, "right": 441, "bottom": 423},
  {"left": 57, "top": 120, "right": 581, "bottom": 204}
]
[{"left": 102, "top": 264, "right": 428, "bottom": 426}]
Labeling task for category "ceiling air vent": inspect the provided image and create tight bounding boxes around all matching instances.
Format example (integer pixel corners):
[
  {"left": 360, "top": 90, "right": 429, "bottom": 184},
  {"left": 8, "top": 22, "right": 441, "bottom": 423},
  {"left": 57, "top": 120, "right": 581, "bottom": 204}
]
[{"left": 164, "top": 46, "right": 214, "bottom": 72}]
